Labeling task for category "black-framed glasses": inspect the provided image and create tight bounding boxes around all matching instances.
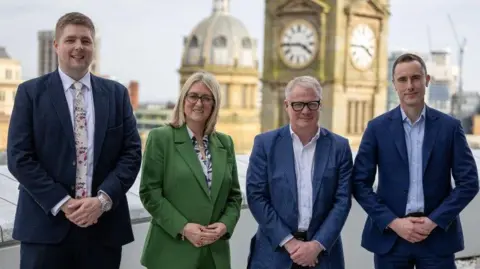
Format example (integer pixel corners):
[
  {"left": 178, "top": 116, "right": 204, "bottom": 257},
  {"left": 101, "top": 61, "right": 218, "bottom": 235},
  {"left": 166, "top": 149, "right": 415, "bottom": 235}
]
[
  {"left": 289, "top": 100, "right": 321, "bottom": 112},
  {"left": 186, "top": 93, "right": 215, "bottom": 105}
]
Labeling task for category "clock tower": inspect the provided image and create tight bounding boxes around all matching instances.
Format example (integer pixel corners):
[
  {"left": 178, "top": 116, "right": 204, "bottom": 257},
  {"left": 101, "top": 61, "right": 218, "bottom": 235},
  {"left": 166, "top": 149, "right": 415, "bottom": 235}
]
[{"left": 261, "top": 0, "right": 390, "bottom": 148}]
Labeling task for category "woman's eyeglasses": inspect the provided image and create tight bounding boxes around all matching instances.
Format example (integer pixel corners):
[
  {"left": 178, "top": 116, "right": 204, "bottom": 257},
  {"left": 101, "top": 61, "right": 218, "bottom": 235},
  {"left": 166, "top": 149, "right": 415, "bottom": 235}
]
[{"left": 186, "top": 93, "right": 215, "bottom": 105}]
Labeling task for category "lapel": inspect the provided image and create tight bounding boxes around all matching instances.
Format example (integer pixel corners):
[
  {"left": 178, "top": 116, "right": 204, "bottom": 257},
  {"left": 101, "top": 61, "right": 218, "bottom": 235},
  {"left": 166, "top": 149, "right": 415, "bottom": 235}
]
[
  {"left": 277, "top": 126, "right": 298, "bottom": 207},
  {"left": 422, "top": 106, "right": 439, "bottom": 175},
  {"left": 91, "top": 75, "right": 109, "bottom": 169},
  {"left": 47, "top": 70, "right": 75, "bottom": 149},
  {"left": 209, "top": 133, "right": 227, "bottom": 204},
  {"left": 312, "top": 128, "right": 331, "bottom": 205},
  {"left": 389, "top": 106, "right": 409, "bottom": 165},
  {"left": 174, "top": 125, "right": 210, "bottom": 198}
]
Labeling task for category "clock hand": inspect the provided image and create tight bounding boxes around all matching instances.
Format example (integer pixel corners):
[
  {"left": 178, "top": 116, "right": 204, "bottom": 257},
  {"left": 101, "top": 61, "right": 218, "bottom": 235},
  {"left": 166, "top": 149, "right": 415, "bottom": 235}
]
[
  {"left": 351, "top": 44, "right": 373, "bottom": 57},
  {"left": 300, "top": 44, "right": 312, "bottom": 54},
  {"left": 362, "top": 46, "right": 373, "bottom": 57},
  {"left": 281, "top": 43, "right": 312, "bottom": 54}
]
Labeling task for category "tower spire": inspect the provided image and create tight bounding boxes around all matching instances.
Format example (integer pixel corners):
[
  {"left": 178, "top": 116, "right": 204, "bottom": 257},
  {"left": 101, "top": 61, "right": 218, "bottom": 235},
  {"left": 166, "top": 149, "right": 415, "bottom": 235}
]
[{"left": 212, "top": 0, "right": 230, "bottom": 14}]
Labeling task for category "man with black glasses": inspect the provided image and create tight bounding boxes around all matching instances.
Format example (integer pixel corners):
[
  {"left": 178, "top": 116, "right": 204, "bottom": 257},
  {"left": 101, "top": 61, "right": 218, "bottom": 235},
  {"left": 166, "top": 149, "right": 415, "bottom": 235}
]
[{"left": 246, "top": 76, "right": 353, "bottom": 269}]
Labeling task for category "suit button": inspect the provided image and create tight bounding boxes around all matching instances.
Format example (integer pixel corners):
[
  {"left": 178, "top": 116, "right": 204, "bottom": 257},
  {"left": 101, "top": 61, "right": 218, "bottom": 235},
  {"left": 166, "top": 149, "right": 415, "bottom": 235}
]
[
  {"left": 71, "top": 185, "right": 75, "bottom": 190},
  {"left": 403, "top": 190, "right": 408, "bottom": 194},
  {"left": 72, "top": 161, "right": 75, "bottom": 166}
]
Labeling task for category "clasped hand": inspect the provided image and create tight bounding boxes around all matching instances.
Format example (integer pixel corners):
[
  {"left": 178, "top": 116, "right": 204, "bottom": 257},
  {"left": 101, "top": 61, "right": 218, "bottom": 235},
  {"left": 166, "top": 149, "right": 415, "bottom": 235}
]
[
  {"left": 182, "top": 222, "right": 227, "bottom": 247},
  {"left": 389, "top": 217, "right": 437, "bottom": 243},
  {"left": 61, "top": 197, "right": 103, "bottom": 228},
  {"left": 285, "top": 239, "right": 323, "bottom": 267}
]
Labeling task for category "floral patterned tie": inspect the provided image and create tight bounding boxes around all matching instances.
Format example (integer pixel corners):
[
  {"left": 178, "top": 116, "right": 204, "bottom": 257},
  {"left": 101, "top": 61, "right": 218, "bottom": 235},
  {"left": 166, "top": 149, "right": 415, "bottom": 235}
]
[{"left": 73, "top": 82, "right": 88, "bottom": 198}]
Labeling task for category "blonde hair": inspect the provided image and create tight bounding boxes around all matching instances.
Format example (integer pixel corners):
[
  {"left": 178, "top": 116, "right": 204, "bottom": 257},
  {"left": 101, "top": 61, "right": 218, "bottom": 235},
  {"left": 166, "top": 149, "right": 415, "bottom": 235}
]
[{"left": 170, "top": 71, "right": 221, "bottom": 135}]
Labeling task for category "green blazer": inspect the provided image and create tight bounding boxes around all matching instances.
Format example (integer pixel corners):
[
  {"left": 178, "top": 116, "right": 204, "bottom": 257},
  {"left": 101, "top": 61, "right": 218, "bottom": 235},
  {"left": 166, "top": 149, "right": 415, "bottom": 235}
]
[{"left": 139, "top": 124, "right": 242, "bottom": 269}]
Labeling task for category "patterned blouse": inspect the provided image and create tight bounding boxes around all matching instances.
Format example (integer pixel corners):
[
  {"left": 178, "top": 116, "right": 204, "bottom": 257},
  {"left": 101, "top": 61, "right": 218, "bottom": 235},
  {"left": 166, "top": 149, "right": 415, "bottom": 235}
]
[{"left": 188, "top": 128, "right": 213, "bottom": 192}]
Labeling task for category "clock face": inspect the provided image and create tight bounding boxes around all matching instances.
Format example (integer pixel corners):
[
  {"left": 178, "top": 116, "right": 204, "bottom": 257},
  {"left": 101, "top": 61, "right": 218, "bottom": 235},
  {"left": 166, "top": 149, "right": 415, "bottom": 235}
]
[
  {"left": 279, "top": 20, "right": 318, "bottom": 69},
  {"left": 350, "top": 24, "right": 376, "bottom": 70}
]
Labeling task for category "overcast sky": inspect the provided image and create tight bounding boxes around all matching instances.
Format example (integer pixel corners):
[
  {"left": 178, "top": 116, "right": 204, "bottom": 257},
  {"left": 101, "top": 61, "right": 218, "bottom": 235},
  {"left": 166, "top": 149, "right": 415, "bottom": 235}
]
[{"left": 0, "top": 0, "right": 478, "bottom": 102}]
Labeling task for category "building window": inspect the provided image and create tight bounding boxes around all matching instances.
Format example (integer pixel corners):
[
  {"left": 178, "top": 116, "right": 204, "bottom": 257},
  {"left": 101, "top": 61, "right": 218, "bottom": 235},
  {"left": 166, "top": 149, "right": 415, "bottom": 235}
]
[
  {"left": 186, "top": 36, "right": 201, "bottom": 65},
  {"left": 189, "top": 36, "right": 199, "bottom": 48},
  {"left": 347, "top": 100, "right": 369, "bottom": 134},
  {"left": 0, "top": 91, "right": 5, "bottom": 101},
  {"left": 212, "top": 36, "right": 228, "bottom": 65},
  {"left": 241, "top": 38, "right": 252, "bottom": 49},
  {"left": 242, "top": 85, "right": 248, "bottom": 108},
  {"left": 5, "top": 69, "right": 12, "bottom": 80},
  {"left": 220, "top": 84, "right": 229, "bottom": 108},
  {"left": 213, "top": 36, "right": 227, "bottom": 48},
  {"left": 239, "top": 37, "right": 253, "bottom": 67}
]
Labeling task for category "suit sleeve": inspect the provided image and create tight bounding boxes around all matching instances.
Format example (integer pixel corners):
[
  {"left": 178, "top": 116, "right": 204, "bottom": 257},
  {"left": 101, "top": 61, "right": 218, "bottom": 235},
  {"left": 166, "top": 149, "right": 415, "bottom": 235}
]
[
  {"left": 7, "top": 84, "right": 70, "bottom": 214},
  {"left": 218, "top": 135, "right": 243, "bottom": 239},
  {"left": 312, "top": 140, "right": 352, "bottom": 252},
  {"left": 352, "top": 122, "right": 398, "bottom": 232},
  {"left": 139, "top": 128, "right": 189, "bottom": 238},
  {"left": 98, "top": 86, "right": 142, "bottom": 209},
  {"left": 246, "top": 135, "right": 292, "bottom": 251},
  {"left": 428, "top": 121, "right": 479, "bottom": 230}
]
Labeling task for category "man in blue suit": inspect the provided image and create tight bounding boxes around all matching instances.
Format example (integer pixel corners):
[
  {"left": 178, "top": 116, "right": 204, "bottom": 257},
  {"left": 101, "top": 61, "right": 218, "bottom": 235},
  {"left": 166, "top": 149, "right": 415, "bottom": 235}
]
[
  {"left": 353, "top": 53, "right": 479, "bottom": 269},
  {"left": 7, "top": 12, "right": 142, "bottom": 269},
  {"left": 246, "top": 76, "right": 352, "bottom": 269}
]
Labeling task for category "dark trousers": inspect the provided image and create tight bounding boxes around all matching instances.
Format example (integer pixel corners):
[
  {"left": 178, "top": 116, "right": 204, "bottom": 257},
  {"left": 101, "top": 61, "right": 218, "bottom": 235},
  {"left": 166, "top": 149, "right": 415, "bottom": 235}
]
[
  {"left": 292, "top": 263, "right": 309, "bottom": 269},
  {"left": 374, "top": 212, "right": 456, "bottom": 269},
  {"left": 20, "top": 225, "right": 122, "bottom": 269},
  {"left": 374, "top": 237, "right": 456, "bottom": 269}
]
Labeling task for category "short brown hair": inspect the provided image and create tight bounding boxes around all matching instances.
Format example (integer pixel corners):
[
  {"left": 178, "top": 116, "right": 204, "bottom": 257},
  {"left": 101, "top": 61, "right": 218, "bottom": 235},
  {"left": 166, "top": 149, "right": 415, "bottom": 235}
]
[
  {"left": 55, "top": 12, "right": 95, "bottom": 40},
  {"left": 392, "top": 53, "right": 427, "bottom": 79}
]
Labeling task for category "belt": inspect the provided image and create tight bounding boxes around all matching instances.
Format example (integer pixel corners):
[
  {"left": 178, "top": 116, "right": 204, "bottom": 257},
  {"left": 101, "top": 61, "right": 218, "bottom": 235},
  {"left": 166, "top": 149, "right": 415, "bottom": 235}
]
[
  {"left": 293, "top": 231, "right": 307, "bottom": 241},
  {"left": 403, "top": 212, "right": 426, "bottom": 218}
]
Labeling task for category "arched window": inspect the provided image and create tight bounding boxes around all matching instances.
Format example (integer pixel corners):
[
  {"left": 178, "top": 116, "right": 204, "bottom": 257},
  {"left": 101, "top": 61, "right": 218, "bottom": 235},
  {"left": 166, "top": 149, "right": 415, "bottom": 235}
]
[
  {"left": 241, "top": 38, "right": 252, "bottom": 49},
  {"left": 212, "top": 36, "right": 228, "bottom": 65},
  {"left": 189, "top": 36, "right": 198, "bottom": 48},
  {"left": 239, "top": 37, "right": 253, "bottom": 67},
  {"left": 212, "top": 36, "right": 227, "bottom": 48},
  {"left": 186, "top": 35, "right": 200, "bottom": 64}
]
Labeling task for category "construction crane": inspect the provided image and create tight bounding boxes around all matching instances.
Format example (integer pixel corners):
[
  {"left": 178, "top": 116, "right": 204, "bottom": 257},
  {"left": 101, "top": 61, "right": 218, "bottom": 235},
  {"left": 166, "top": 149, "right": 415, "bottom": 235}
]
[
  {"left": 427, "top": 25, "right": 432, "bottom": 52},
  {"left": 447, "top": 14, "right": 467, "bottom": 117}
]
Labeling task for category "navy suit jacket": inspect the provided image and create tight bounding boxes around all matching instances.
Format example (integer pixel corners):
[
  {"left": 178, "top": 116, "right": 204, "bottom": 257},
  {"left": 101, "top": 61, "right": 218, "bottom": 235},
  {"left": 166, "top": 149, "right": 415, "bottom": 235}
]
[
  {"left": 246, "top": 125, "right": 352, "bottom": 269},
  {"left": 7, "top": 70, "right": 142, "bottom": 246},
  {"left": 353, "top": 106, "right": 479, "bottom": 255}
]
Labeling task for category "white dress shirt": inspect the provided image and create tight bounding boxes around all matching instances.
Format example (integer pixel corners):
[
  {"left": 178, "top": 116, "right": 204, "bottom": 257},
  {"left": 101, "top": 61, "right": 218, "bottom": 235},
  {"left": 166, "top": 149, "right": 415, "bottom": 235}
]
[
  {"left": 51, "top": 68, "right": 95, "bottom": 216},
  {"left": 279, "top": 126, "right": 321, "bottom": 246}
]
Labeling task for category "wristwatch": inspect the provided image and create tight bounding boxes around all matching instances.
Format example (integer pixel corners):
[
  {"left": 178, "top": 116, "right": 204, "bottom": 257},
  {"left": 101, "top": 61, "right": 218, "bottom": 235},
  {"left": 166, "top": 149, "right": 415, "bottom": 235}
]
[{"left": 98, "top": 193, "right": 113, "bottom": 213}]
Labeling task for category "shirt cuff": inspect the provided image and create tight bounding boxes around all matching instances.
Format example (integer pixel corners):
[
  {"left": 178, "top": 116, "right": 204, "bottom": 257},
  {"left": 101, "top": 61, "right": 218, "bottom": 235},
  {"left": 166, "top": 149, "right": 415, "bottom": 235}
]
[
  {"left": 312, "top": 240, "right": 325, "bottom": 251},
  {"left": 51, "top": 195, "right": 71, "bottom": 216},
  {"left": 279, "top": 234, "right": 294, "bottom": 247},
  {"left": 98, "top": 190, "right": 112, "bottom": 203}
]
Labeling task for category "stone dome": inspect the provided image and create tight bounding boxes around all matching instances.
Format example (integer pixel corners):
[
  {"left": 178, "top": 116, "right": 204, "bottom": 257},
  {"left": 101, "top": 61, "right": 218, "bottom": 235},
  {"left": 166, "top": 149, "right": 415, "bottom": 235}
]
[{"left": 181, "top": 0, "right": 258, "bottom": 68}]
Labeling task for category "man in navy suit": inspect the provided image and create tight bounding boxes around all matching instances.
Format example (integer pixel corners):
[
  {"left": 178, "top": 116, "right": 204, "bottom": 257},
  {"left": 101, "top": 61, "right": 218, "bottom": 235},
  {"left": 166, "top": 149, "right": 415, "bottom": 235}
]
[
  {"left": 7, "top": 12, "right": 142, "bottom": 269},
  {"left": 352, "top": 53, "right": 479, "bottom": 269},
  {"left": 246, "top": 76, "right": 352, "bottom": 269}
]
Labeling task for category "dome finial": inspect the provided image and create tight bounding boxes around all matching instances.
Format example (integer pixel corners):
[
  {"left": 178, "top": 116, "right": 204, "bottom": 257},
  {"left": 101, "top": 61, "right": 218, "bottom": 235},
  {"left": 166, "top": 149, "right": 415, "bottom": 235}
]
[{"left": 212, "top": 0, "right": 229, "bottom": 14}]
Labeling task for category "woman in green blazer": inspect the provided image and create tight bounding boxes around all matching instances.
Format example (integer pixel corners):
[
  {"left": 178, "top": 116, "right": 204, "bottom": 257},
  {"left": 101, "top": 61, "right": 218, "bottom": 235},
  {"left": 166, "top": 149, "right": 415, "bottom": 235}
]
[{"left": 139, "top": 71, "right": 243, "bottom": 269}]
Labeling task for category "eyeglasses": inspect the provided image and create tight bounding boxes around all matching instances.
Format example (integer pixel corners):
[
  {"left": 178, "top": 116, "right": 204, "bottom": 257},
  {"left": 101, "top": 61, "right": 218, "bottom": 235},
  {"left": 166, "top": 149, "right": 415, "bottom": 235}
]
[
  {"left": 289, "top": 100, "right": 321, "bottom": 112},
  {"left": 186, "top": 93, "right": 215, "bottom": 105}
]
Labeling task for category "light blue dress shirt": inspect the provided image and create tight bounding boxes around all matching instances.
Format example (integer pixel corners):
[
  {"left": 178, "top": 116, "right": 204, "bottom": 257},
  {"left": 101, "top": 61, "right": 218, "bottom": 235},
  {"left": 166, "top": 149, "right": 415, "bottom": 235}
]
[{"left": 401, "top": 106, "right": 426, "bottom": 215}]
